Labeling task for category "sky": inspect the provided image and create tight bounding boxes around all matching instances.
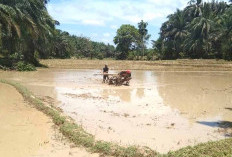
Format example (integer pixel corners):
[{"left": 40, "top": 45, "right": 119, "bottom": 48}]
[{"left": 47, "top": 0, "right": 227, "bottom": 47}]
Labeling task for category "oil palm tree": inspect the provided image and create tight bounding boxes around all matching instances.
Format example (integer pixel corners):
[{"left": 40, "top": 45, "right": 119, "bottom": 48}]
[
  {"left": 159, "top": 9, "right": 188, "bottom": 58},
  {"left": 216, "top": 7, "right": 232, "bottom": 60},
  {"left": 0, "top": 0, "right": 55, "bottom": 64},
  {"left": 184, "top": 2, "right": 216, "bottom": 58}
]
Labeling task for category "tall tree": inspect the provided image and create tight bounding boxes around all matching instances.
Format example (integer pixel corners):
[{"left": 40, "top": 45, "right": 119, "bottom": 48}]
[
  {"left": 160, "top": 10, "right": 188, "bottom": 59},
  {"left": 0, "top": 0, "right": 56, "bottom": 65},
  {"left": 138, "top": 20, "right": 150, "bottom": 59},
  {"left": 155, "top": 0, "right": 232, "bottom": 60},
  {"left": 184, "top": 2, "right": 216, "bottom": 58},
  {"left": 114, "top": 24, "right": 139, "bottom": 60}
]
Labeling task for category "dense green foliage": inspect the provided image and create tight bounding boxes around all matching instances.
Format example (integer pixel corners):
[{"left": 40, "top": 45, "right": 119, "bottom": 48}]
[
  {"left": 1, "top": 0, "right": 232, "bottom": 70},
  {"left": 15, "top": 61, "right": 36, "bottom": 71},
  {"left": 138, "top": 20, "right": 151, "bottom": 59},
  {"left": 0, "top": 0, "right": 55, "bottom": 66},
  {"left": 0, "top": 0, "right": 115, "bottom": 71},
  {"left": 114, "top": 24, "right": 140, "bottom": 59},
  {"left": 47, "top": 29, "right": 115, "bottom": 60},
  {"left": 114, "top": 21, "right": 152, "bottom": 60},
  {"left": 154, "top": 0, "right": 232, "bottom": 60}
]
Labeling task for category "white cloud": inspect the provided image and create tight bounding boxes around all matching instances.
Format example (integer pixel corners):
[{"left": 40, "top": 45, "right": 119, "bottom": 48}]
[
  {"left": 47, "top": 1, "right": 111, "bottom": 26},
  {"left": 110, "top": 25, "right": 118, "bottom": 30},
  {"left": 48, "top": 0, "right": 190, "bottom": 26},
  {"left": 92, "top": 33, "right": 98, "bottom": 37},
  {"left": 82, "top": 19, "right": 105, "bottom": 26},
  {"left": 47, "top": 0, "right": 192, "bottom": 46},
  {"left": 101, "top": 38, "right": 112, "bottom": 44},
  {"left": 103, "top": 33, "right": 111, "bottom": 37}
]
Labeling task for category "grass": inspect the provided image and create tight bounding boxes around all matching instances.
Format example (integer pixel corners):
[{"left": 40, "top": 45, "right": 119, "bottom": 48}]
[
  {"left": 165, "top": 138, "right": 232, "bottom": 157},
  {"left": 0, "top": 57, "right": 47, "bottom": 71},
  {"left": 1, "top": 79, "right": 232, "bottom": 157}
]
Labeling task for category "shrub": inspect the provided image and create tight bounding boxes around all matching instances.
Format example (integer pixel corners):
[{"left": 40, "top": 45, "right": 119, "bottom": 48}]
[
  {"left": 9, "top": 52, "right": 24, "bottom": 61},
  {"left": 97, "top": 53, "right": 104, "bottom": 60},
  {"left": 146, "top": 52, "right": 153, "bottom": 60},
  {"left": 127, "top": 51, "right": 136, "bottom": 60},
  {"left": 15, "top": 61, "right": 36, "bottom": 71}
]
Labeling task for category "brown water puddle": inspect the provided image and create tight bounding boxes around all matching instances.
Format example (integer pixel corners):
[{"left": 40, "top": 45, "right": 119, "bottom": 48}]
[
  {"left": 1, "top": 69, "right": 232, "bottom": 153},
  {"left": 0, "top": 82, "right": 98, "bottom": 157}
]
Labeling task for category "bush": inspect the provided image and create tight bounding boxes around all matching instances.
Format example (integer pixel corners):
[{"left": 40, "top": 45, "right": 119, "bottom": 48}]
[
  {"left": 15, "top": 61, "right": 36, "bottom": 71},
  {"left": 146, "top": 53, "right": 153, "bottom": 60},
  {"left": 96, "top": 53, "right": 104, "bottom": 60},
  {"left": 127, "top": 51, "right": 136, "bottom": 60},
  {"left": 0, "top": 58, "right": 13, "bottom": 67},
  {"left": 0, "top": 65, "right": 10, "bottom": 71},
  {"left": 9, "top": 52, "right": 24, "bottom": 61}
]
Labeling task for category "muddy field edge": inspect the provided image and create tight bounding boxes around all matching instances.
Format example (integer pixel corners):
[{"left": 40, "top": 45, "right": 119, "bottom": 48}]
[
  {"left": 1, "top": 79, "right": 232, "bottom": 157},
  {"left": 39, "top": 59, "right": 232, "bottom": 71}
]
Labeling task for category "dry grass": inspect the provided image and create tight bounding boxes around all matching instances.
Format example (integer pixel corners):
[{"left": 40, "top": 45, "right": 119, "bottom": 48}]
[{"left": 40, "top": 59, "right": 232, "bottom": 71}]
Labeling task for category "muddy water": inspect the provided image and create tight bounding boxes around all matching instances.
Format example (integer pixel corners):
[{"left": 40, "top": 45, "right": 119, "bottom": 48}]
[{"left": 1, "top": 69, "right": 232, "bottom": 153}]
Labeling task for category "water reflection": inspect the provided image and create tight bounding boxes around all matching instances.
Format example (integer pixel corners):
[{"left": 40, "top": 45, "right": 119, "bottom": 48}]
[
  {"left": 156, "top": 71, "right": 232, "bottom": 121},
  {"left": 1, "top": 69, "right": 232, "bottom": 153},
  {"left": 136, "top": 88, "right": 144, "bottom": 98},
  {"left": 102, "top": 88, "right": 132, "bottom": 102}
]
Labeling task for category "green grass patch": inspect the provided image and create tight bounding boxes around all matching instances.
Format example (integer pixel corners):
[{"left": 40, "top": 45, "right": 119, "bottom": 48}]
[
  {"left": 15, "top": 61, "right": 36, "bottom": 71},
  {"left": 0, "top": 58, "right": 37, "bottom": 71},
  {"left": 165, "top": 138, "right": 232, "bottom": 157},
  {"left": 1, "top": 79, "right": 232, "bottom": 157}
]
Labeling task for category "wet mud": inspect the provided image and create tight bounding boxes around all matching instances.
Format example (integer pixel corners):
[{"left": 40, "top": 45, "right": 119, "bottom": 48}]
[{"left": 1, "top": 69, "right": 232, "bottom": 153}]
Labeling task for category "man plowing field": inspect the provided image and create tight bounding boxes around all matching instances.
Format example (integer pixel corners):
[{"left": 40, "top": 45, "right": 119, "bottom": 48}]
[
  {"left": 100, "top": 65, "right": 132, "bottom": 86},
  {"left": 102, "top": 65, "right": 109, "bottom": 83}
]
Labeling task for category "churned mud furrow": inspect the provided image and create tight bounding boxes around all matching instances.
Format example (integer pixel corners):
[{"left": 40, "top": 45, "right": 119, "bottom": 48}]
[{"left": 0, "top": 82, "right": 99, "bottom": 157}]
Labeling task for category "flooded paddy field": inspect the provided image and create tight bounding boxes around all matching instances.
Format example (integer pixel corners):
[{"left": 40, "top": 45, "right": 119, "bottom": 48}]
[{"left": 1, "top": 68, "right": 232, "bottom": 153}]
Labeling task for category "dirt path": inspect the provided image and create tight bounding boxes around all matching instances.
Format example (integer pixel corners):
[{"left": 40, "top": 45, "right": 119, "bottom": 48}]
[{"left": 0, "top": 82, "right": 98, "bottom": 157}]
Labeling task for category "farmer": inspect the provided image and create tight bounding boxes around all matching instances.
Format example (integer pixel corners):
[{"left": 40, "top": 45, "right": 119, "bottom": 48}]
[{"left": 102, "top": 65, "right": 109, "bottom": 83}]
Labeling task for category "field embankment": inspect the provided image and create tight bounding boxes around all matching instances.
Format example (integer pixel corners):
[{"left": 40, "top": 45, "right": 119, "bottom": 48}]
[
  {"left": 0, "top": 82, "right": 99, "bottom": 157},
  {"left": 40, "top": 59, "right": 232, "bottom": 71}
]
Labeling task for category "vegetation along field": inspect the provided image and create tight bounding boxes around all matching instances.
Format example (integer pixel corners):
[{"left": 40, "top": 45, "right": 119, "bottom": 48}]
[{"left": 0, "top": 0, "right": 232, "bottom": 157}]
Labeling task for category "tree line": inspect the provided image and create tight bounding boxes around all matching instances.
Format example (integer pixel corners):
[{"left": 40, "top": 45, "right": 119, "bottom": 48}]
[
  {"left": 113, "top": 0, "right": 232, "bottom": 61},
  {"left": 153, "top": 0, "right": 232, "bottom": 60},
  {"left": 47, "top": 30, "right": 115, "bottom": 60},
  {"left": 0, "top": 0, "right": 232, "bottom": 70},
  {"left": 113, "top": 20, "right": 152, "bottom": 60},
  {"left": 0, "top": 0, "right": 115, "bottom": 70},
  {"left": 0, "top": 0, "right": 55, "bottom": 68}
]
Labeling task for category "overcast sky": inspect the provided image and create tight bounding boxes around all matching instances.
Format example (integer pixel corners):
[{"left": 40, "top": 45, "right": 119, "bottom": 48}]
[{"left": 47, "top": 0, "right": 228, "bottom": 46}]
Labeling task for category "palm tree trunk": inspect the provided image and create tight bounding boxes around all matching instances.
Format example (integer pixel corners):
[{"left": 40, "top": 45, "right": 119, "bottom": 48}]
[{"left": 142, "top": 37, "right": 145, "bottom": 60}]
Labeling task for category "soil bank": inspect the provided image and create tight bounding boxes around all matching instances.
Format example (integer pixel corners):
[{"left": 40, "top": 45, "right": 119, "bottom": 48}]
[
  {"left": 0, "top": 82, "right": 98, "bottom": 157},
  {"left": 40, "top": 59, "right": 232, "bottom": 71}
]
